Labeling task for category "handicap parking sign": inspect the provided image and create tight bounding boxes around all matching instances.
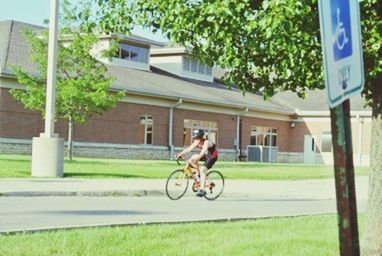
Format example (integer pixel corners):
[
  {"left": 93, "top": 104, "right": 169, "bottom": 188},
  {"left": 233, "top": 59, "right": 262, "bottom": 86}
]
[
  {"left": 331, "top": 0, "right": 352, "bottom": 61},
  {"left": 319, "top": 0, "right": 364, "bottom": 108}
]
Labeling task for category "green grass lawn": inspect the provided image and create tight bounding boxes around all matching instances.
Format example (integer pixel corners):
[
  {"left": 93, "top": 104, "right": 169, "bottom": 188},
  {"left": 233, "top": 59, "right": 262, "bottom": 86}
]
[
  {"left": 0, "top": 214, "right": 365, "bottom": 256},
  {"left": 0, "top": 154, "right": 369, "bottom": 180}
]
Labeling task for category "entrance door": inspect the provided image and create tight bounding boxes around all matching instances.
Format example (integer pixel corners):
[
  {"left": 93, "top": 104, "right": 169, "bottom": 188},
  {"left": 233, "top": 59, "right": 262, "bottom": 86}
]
[{"left": 304, "top": 135, "right": 316, "bottom": 164}]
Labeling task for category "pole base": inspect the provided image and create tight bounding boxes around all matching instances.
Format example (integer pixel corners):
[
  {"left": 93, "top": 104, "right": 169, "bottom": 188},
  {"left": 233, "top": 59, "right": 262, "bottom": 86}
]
[{"left": 31, "top": 136, "right": 64, "bottom": 177}]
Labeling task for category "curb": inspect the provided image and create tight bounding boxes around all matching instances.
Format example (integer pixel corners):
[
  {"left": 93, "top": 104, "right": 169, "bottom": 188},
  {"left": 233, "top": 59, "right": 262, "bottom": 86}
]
[
  {"left": 0, "top": 213, "right": 332, "bottom": 235},
  {"left": 0, "top": 190, "right": 166, "bottom": 197},
  {"left": 0, "top": 191, "right": 335, "bottom": 200}
]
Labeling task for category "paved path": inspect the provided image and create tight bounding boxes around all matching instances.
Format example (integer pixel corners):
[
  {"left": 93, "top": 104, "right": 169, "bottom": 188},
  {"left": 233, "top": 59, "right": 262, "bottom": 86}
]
[
  {"left": 0, "top": 196, "right": 367, "bottom": 234},
  {"left": 0, "top": 176, "right": 369, "bottom": 199},
  {"left": 0, "top": 177, "right": 368, "bottom": 233}
]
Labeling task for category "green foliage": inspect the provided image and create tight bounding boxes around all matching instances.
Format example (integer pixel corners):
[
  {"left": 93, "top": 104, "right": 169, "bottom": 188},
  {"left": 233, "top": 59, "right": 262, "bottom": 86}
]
[
  {"left": 360, "top": 0, "right": 382, "bottom": 111},
  {"left": 10, "top": 13, "right": 124, "bottom": 125},
  {"left": 95, "top": 0, "right": 324, "bottom": 98},
  {"left": 93, "top": 0, "right": 381, "bottom": 105},
  {"left": 62, "top": 0, "right": 134, "bottom": 35}
]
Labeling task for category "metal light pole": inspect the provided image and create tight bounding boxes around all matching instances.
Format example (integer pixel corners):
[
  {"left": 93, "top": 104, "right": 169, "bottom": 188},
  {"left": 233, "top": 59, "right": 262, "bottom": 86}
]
[
  {"left": 31, "top": 0, "right": 64, "bottom": 177},
  {"left": 44, "top": 0, "right": 59, "bottom": 137}
]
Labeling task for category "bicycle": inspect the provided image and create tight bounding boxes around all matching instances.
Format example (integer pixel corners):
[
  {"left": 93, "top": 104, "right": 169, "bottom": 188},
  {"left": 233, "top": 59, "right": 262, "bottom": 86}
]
[{"left": 165, "top": 158, "right": 224, "bottom": 200}]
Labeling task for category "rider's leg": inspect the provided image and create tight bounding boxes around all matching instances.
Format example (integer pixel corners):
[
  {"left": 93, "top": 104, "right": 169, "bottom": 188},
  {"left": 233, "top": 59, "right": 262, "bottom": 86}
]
[
  {"left": 195, "top": 165, "right": 208, "bottom": 197},
  {"left": 198, "top": 156, "right": 217, "bottom": 194},
  {"left": 199, "top": 165, "right": 208, "bottom": 191},
  {"left": 189, "top": 154, "right": 200, "bottom": 181}
]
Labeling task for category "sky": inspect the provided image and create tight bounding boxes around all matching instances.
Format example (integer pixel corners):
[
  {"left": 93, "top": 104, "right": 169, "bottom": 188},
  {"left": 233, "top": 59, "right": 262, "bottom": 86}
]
[{"left": 0, "top": 0, "right": 167, "bottom": 42}]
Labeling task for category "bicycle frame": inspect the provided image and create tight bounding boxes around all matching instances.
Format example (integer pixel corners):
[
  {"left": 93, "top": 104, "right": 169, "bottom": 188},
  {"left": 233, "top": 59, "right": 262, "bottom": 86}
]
[
  {"left": 167, "top": 159, "right": 224, "bottom": 200},
  {"left": 176, "top": 160, "right": 199, "bottom": 186},
  {"left": 177, "top": 159, "right": 216, "bottom": 190}
]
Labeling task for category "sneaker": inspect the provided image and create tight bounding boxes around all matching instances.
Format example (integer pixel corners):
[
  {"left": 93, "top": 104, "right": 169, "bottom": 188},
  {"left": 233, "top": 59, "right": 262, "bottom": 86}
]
[{"left": 196, "top": 189, "right": 207, "bottom": 197}]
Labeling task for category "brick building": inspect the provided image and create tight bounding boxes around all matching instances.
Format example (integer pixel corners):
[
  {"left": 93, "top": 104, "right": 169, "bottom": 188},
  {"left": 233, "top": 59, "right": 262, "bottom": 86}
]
[{"left": 0, "top": 20, "right": 372, "bottom": 165}]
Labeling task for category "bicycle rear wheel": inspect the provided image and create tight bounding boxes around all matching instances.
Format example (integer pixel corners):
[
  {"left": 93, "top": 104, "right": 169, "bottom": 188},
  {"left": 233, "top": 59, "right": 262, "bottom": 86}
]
[
  {"left": 204, "top": 170, "right": 224, "bottom": 200},
  {"left": 165, "top": 169, "right": 189, "bottom": 200}
]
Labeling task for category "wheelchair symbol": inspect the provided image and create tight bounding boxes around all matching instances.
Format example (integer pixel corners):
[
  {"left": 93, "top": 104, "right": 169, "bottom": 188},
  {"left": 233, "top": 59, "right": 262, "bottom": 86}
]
[{"left": 334, "top": 8, "right": 349, "bottom": 51}]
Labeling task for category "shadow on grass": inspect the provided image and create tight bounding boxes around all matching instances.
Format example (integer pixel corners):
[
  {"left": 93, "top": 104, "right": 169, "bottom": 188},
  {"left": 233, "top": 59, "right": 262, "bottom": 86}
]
[
  {"left": 64, "top": 160, "right": 111, "bottom": 166},
  {"left": 0, "top": 157, "right": 31, "bottom": 163},
  {"left": 64, "top": 172, "right": 147, "bottom": 179},
  {"left": 64, "top": 159, "right": 175, "bottom": 166}
]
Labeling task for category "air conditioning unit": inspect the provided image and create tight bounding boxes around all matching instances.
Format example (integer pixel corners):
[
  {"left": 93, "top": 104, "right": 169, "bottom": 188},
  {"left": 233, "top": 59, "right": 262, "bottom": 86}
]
[{"left": 247, "top": 145, "right": 278, "bottom": 163}]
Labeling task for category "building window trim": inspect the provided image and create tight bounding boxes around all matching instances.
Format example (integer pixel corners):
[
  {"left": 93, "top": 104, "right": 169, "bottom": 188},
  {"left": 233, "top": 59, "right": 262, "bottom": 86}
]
[
  {"left": 183, "top": 119, "right": 218, "bottom": 146},
  {"left": 250, "top": 126, "right": 278, "bottom": 147},
  {"left": 140, "top": 115, "right": 153, "bottom": 145},
  {"left": 118, "top": 43, "right": 149, "bottom": 64}
]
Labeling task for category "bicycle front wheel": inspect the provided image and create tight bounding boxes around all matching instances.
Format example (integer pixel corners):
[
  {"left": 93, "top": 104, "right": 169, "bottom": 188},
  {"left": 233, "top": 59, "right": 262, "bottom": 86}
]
[
  {"left": 204, "top": 170, "right": 225, "bottom": 200},
  {"left": 165, "top": 169, "right": 189, "bottom": 200}
]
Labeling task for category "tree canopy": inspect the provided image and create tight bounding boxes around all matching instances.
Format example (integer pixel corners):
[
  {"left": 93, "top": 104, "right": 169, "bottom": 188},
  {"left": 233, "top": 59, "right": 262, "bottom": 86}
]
[
  {"left": 11, "top": 29, "right": 124, "bottom": 125},
  {"left": 90, "top": 0, "right": 380, "bottom": 105}
]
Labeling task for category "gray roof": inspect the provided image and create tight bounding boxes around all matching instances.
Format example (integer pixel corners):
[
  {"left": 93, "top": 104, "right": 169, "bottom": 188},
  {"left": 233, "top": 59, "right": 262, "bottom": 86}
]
[
  {"left": 0, "top": 20, "right": 12, "bottom": 71},
  {"left": 126, "top": 34, "right": 166, "bottom": 48},
  {"left": 271, "top": 90, "right": 370, "bottom": 112},
  {"left": 0, "top": 20, "right": 43, "bottom": 75},
  {"left": 108, "top": 65, "right": 292, "bottom": 113}
]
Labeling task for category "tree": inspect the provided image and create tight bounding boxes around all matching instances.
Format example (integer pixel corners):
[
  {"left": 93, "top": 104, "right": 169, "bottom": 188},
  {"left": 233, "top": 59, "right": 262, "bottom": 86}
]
[
  {"left": 92, "top": 0, "right": 381, "bottom": 253},
  {"left": 11, "top": 21, "right": 124, "bottom": 160}
]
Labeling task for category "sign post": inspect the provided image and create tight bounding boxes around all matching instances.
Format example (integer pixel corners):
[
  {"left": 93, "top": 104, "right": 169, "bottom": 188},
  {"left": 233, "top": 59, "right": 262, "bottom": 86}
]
[{"left": 318, "top": 0, "right": 364, "bottom": 255}]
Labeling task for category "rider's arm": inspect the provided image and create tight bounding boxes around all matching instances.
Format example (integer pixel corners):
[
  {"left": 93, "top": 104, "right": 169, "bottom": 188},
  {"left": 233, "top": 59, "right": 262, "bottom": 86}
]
[
  {"left": 195, "top": 140, "right": 209, "bottom": 161},
  {"left": 176, "top": 140, "right": 198, "bottom": 158}
]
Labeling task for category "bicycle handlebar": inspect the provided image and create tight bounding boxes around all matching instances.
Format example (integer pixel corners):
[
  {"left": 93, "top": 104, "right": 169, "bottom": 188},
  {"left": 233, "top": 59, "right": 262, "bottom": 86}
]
[
  {"left": 177, "top": 157, "right": 200, "bottom": 171},
  {"left": 176, "top": 157, "right": 184, "bottom": 166}
]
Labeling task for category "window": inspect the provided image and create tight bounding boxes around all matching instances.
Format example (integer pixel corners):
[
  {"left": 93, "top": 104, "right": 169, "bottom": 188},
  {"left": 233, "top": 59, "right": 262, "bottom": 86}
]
[
  {"left": 140, "top": 115, "right": 153, "bottom": 144},
  {"left": 320, "top": 131, "right": 332, "bottom": 152},
  {"left": 183, "top": 119, "right": 218, "bottom": 146},
  {"left": 250, "top": 126, "right": 278, "bottom": 147},
  {"left": 183, "top": 57, "right": 212, "bottom": 76},
  {"left": 118, "top": 43, "right": 149, "bottom": 64}
]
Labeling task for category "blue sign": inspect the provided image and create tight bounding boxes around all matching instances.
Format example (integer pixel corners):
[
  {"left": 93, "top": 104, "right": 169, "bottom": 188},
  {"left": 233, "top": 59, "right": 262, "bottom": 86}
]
[
  {"left": 331, "top": 0, "right": 353, "bottom": 61},
  {"left": 319, "top": 0, "right": 364, "bottom": 108}
]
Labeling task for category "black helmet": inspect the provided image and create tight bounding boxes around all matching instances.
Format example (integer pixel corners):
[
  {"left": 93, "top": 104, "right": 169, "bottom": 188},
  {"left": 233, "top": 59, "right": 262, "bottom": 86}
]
[{"left": 192, "top": 129, "right": 205, "bottom": 139}]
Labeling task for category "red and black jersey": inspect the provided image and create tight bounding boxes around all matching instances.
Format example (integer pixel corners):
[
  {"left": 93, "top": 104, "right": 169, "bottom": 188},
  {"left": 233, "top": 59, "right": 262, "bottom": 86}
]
[{"left": 196, "top": 139, "right": 218, "bottom": 158}]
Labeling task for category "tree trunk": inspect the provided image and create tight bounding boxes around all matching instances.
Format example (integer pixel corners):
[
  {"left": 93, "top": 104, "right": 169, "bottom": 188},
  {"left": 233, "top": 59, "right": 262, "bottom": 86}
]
[
  {"left": 362, "top": 115, "right": 382, "bottom": 255},
  {"left": 362, "top": 75, "right": 382, "bottom": 255},
  {"left": 67, "top": 117, "right": 74, "bottom": 161},
  {"left": 362, "top": 115, "right": 382, "bottom": 256}
]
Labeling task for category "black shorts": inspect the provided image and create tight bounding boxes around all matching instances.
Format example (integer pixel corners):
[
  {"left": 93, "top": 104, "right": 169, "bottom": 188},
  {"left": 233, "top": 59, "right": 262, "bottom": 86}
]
[{"left": 203, "top": 155, "right": 218, "bottom": 169}]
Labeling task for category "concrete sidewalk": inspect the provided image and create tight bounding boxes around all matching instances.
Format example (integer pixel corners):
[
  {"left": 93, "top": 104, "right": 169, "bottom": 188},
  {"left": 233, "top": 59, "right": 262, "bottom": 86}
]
[{"left": 0, "top": 176, "right": 369, "bottom": 200}]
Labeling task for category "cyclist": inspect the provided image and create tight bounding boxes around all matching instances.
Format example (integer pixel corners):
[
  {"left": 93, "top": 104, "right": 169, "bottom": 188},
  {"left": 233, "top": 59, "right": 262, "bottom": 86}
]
[{"left": 175, "top": 129, "right": 219, "bottom": 197}]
